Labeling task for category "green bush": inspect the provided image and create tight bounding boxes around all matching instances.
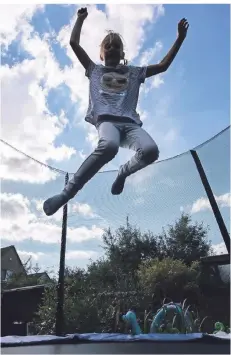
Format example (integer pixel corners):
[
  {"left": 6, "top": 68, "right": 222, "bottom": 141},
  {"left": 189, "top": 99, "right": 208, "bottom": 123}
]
[
  {"left": 32, "top": 216, "right": 226, "bottom": 334},
  {"left": 138, "top": 257, "right": 200, "bottom": 300}
]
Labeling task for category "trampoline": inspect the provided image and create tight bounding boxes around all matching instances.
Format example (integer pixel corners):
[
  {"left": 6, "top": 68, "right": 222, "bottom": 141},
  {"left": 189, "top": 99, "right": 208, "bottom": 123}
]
[{"left": 1, "top": 333, "right": 230, "bottom": 354}]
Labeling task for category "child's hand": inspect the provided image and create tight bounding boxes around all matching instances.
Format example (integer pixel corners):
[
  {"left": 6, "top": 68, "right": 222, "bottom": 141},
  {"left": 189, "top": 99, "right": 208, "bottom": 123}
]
[
  {"left": 178, "top": 18, "right": 189, "bottom": 39},
  {"left": 77, "top": 7, "right": 88, "bottom": 21}
]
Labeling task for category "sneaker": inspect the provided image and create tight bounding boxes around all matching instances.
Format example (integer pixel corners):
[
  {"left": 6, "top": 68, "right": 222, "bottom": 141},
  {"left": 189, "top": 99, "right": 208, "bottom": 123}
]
[
  {"left": 111, "top": 174, "right": 126, "bottom": 195},
  {"left": 43, "top": 192, "right": 69, "bottom": 216}
]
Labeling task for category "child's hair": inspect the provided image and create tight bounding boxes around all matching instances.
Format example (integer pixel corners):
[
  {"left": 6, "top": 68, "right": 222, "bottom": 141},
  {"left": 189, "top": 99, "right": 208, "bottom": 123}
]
[{"left": 100, "top": 30, "right": 128, "bottom": 65}]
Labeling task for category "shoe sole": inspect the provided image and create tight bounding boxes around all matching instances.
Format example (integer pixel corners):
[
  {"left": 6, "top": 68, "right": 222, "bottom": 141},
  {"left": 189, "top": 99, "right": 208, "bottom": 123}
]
[{"left": 43, "top": 199, "right": 55, "bottom": 216}]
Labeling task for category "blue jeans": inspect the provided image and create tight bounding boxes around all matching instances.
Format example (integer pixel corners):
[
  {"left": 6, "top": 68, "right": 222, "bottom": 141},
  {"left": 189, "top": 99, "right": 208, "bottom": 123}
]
[{"left": 64, "top": 120, "right": 159, "bottom": 198}]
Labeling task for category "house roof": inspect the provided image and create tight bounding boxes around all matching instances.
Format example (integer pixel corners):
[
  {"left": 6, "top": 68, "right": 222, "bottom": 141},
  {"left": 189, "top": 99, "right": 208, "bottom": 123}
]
[
  {"left": 1, "top": 245, "right": 15, "bottom": 257},
  {"left": 2, "top": 283, "right": 51, "bottom": 293},
  {"left": 1, "top": 245, "right": 26, "bottom": 273},
  {"left": 28, "top": 272, "right": 51, "bottom": 280}
]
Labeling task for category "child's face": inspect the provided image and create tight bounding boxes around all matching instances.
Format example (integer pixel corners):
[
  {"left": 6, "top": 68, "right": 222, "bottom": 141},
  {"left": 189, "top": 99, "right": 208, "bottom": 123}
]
[{"left": 100, "top": 35, "right": 124, "bottom": 64}]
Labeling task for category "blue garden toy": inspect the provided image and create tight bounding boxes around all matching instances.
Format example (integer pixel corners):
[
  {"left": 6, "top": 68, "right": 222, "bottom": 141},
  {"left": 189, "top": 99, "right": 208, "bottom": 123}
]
[
  {"left": 122, "top": 310, "right": 142, "bottom": 335},
  {"left": 150, "top": 302, "right": 187, "bottom": 333},
  {"left": 122, "top": 302, "right": 195, "bottom": 335}
]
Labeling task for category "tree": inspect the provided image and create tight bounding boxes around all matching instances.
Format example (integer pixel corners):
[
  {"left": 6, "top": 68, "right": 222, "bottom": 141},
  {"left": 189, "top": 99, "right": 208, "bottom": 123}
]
[
  {"left": 101, "top": 214, "right": 211, "bottom": 277},
  {"left": 138, "top": 257, "right": 201, "bottom": 302},
  {"left": 157, "top": 214, "right": 212, "bottom": 265},
  {"left": 87, "top": 258, "right": 121, "bottom": 291},
  {"left": 34, "top": 215, "right": 215, "bottom": 334},
  {"left": 102, "top": 223, "right": 163, "bottom": 280},
  {"left": 35, "top": 267, "right": 102, "bottom": 335}
]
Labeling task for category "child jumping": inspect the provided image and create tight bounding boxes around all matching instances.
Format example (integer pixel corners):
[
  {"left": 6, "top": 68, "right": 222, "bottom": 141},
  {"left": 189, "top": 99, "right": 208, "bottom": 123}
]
[{"left": 43, "top": 7, "right": 189, "bottom": 216}]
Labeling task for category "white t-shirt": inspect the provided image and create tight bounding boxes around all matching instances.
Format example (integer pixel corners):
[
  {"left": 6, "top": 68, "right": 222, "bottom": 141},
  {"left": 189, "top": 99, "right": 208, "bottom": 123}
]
[{"left": 85, "top": 62, "right": 147, "bottom": 126}]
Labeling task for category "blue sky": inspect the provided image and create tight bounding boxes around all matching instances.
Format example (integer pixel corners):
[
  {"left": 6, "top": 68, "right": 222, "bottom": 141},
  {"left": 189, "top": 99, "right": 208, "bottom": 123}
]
[{"left": 0, "top": 4, "right": 230, "bottom": 274}]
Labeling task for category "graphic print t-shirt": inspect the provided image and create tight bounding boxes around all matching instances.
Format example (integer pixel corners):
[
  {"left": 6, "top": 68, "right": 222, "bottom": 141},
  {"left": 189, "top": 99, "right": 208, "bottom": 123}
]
[{"left": 85, "top": 62, "right": 147, "bottom": 126}]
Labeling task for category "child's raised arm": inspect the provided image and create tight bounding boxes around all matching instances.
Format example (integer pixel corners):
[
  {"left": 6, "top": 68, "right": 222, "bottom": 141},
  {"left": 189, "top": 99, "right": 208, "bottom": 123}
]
[
  {"left": 146, "top": 18, "right": 189, "bottom": 78},
  {"left": 70, "top": 7, "right": 93, "bottom": 70}
]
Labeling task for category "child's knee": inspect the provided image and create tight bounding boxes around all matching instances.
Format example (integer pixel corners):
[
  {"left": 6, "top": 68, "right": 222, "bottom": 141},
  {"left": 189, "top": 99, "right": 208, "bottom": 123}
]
[
  {"left": 142, "top": 143, "right": 159, "bottom": 164},
  {"left": 100, "top": 139, "right": 119, "bottom": 159}
]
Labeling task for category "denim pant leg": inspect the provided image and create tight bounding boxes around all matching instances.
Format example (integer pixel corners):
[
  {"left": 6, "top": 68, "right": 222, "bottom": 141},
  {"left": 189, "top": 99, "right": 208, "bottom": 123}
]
[
  {"left": 64, "top": 122, "right": 121, "bottom": 198},
  {"left": 118, "top": 123, "right": 159, "bottom": 177}
]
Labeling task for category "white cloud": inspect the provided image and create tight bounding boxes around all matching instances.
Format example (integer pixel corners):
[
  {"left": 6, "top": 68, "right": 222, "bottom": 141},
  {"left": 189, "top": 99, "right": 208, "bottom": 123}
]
[
  {"left": 190, "top": 193, "right": 230, "bottom": 214},
  {"left": 79, "top": 150, "right": 87, "bottom": 160},
  {"left": 151, "top": 75, "right": 165, "bottom": 89},
  {"left": 104, "top": 5, "right": 164, "bottom": 61},
  {"left": 0, "top": 4, "right": 44, "bottom": 48},
  {"left": 20, "top": 31, "right": 64, "bottom": 90},
  {"left": 0, "top": 192, "right": 104, "bottom": 244},
  {"left": 139, "top": 108, "right": 149, "bottom": 122},
  {"left": 0, "top": 143, "right": 58, "bottom": 184},
  {"left": 1, "top": 6, "right": 77, "bottom": 184},
  {"left": 17, "top": 250, "right": 55, "bottom": 274},
  {"left": 191, "top": 197, "right": 211, "bottom": 214},
  {"left": 33, "top": 199, "right": 100, "bottom": 223},
  {"left": 68, "top": 225, "right": 103, "bottom": 243},
  {"left": 71, "top": 202, "right": 95, "bottom": 217},
  {"left": 86, "top": 126, "right": 99, "bottom": 150},
  {"left": 0, "top": 193, "right": 35, "bottom": 227},
  {"left": 66, "top": 250, "right": 98, "bottom": 260},
  {"left": 139, "top": 41, "right": 163, "bottom": 66},
  {"left": 18, "top": 249, "right": 100, "bottom": 272},
  {"left": 139, "top": 41, "right": 164, "bottom": 94},
  {"left": 217, "top": 193, "right": 231, "bottom": 208},
  {"left": 211, "top": 242, "right": 228, "bottom": 255},
  {"left": 18, "top": 250, "right": 46, "bottom": 262},
  {"left": 1, "top": 56, "right": 70, "bottom": 157}
]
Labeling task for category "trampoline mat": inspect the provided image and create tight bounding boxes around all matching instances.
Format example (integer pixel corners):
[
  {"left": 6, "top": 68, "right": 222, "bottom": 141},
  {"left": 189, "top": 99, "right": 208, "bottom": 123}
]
[{"left": 1, "top": 333, "right": 230, "bottom": 354}]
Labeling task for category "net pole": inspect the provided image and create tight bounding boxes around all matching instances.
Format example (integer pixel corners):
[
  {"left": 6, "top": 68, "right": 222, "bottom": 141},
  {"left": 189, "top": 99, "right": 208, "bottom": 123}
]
[
  {"left": 190, "top": 150, "right": 230, "bottom": 254},
  {"left": 55, "top": 172, "right": 69, "bottom": 336}
]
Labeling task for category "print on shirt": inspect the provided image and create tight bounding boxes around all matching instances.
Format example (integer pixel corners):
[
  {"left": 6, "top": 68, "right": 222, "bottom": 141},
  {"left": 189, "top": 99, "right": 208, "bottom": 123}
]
[{"left": 100, "top": 71, "right": 129, "bottom": 95}]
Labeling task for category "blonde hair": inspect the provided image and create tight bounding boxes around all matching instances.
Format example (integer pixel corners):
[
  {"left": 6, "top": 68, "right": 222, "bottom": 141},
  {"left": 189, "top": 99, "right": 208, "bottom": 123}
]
[{"left": 100, "top": 30, "right": 128, "bottom": 65}]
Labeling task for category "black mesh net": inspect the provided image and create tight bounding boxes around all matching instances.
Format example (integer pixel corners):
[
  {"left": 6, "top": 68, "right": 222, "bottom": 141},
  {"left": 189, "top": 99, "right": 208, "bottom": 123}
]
[
  {"left": 0, "top": 127, "right": 230, "bottom": 275},
  {"left": 195, "top": 127, "right": 230, "bottom": 236}
]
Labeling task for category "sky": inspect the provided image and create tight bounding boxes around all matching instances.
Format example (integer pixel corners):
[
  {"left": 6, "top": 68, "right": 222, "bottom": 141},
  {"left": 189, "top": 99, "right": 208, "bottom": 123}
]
[{"left": 0, "top": 4, "right": 230, "bottom": 275}]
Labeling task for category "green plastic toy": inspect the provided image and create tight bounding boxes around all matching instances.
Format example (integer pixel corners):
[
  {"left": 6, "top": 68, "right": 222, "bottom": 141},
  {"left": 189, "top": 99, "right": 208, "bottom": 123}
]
[{"left": 213, "top": 322, "right": 225, "bottom": 334}]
